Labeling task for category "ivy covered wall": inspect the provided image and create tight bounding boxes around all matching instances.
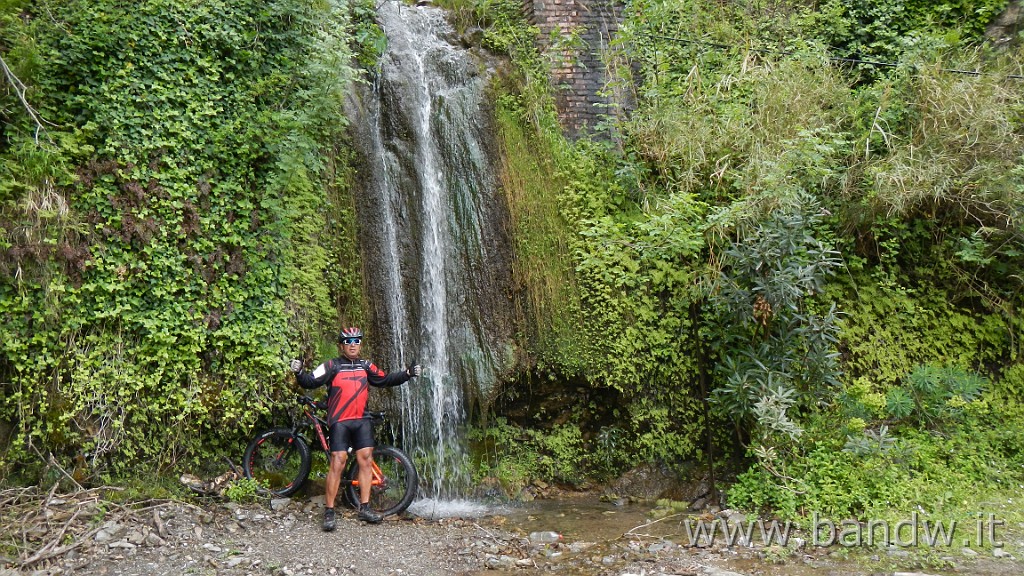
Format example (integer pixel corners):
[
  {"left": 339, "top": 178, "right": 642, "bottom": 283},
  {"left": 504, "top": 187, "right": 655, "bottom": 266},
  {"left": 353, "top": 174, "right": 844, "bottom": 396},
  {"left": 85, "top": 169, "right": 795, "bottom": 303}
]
[{"left": 0, "top": 0, "right": 367, "bottom": 479}]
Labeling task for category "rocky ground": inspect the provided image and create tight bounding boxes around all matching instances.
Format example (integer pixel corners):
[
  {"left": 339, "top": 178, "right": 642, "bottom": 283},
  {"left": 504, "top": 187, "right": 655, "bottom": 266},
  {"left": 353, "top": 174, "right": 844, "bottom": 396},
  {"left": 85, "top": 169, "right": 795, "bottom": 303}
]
[{"left": 2, "top": 484, "right": 1022, "bottom": 576}]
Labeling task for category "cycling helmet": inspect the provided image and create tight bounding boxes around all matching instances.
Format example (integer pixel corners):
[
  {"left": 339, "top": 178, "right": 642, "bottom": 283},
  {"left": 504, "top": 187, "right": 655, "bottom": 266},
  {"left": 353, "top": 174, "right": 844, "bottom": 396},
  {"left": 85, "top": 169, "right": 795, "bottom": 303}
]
[{"left": 338, "top": 327, "right": 363, "bottom": 342}]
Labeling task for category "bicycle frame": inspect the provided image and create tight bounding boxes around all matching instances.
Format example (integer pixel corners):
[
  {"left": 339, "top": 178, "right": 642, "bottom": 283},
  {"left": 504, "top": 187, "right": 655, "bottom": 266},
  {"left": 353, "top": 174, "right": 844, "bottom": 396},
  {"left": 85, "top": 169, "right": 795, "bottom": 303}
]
[
  {"left": 298, "top": 402, "right": 331, "bottom": 453},
  {"left": 296, "top": 397, "right": 389, "bottom": 490},
  {"left": 244, "top": 394, "right": 418, "bottom": 514}
]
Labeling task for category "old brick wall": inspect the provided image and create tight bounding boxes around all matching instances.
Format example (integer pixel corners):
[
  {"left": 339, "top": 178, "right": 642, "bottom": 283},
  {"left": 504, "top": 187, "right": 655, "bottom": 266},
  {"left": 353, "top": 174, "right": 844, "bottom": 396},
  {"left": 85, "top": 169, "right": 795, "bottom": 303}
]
[{"left": 528, "top": 0, "right": 626, "bottom": 137}]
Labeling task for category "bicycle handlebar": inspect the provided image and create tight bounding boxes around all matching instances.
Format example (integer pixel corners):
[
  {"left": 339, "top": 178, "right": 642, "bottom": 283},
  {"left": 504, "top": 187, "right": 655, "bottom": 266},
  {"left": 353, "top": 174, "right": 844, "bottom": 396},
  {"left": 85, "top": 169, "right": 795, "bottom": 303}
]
[{"left": 297, "top": 395, "right": 327, "bottom": 411}]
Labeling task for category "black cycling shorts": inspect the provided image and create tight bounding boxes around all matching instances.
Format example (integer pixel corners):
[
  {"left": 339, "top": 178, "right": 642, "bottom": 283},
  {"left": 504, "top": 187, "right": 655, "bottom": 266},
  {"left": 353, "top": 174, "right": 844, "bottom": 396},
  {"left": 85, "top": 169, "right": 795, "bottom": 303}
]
[{"left": 329, "top": 418, "right": 374, "bottom": 453}]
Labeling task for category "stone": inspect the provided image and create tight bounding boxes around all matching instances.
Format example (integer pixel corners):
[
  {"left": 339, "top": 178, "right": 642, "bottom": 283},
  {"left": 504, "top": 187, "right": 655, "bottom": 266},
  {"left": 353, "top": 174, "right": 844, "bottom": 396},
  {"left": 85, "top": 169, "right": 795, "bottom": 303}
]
[
  {"left": 702, "top": 567, "right": 748, "bottom": 576},
  {"left": 484, "top": 555, "right": 516, "bottom": 569},
  {"left": 94, "top": 520, "right": 124, "bottom": 541}
]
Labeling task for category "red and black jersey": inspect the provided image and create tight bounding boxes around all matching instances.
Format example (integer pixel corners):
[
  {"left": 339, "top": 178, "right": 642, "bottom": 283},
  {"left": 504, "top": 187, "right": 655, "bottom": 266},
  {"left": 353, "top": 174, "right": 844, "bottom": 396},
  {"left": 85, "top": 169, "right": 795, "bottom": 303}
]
[{"left": 296, "top": 357, "right": 409, "bottom": 425}]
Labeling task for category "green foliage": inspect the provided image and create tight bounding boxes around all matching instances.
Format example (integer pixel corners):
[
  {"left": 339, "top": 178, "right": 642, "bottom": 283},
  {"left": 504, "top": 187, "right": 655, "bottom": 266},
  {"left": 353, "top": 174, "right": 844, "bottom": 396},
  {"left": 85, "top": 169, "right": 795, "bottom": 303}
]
[
  {"left": 885, "top": 387, "right": 916, "bottom": 420},
  {"left": 851, "top": 51, "right": 1024, "bottom": 230},
  {"left": 729, "top": 356, "right": 1013, "bottom": 523},
  {"left": 560, "top": 143, "right": 709, "bottom": 462},
  {"left": 524, "top": 0, "right": 1019, "bottom": 516},
  {"left": 223, "top": 477, "right": 263, "bottom": 504},
  {"left": 1, "top": 0, "right": 44, "bottom": 132},
  {"left": 469, "top": 418, "right": 586, "bottom": 491},
  {"left": 796, "top": 0, "right": 1007, "bottom": 72},
  {"left": 494, "top": 96, "right": 584, "bottom": 373},
  {"left": 490, "top": 0, "right": 1024, "bottom": 499},
  {"left": 899, "top": 364, "right": 986, "bottom": 426},
  {"left": 842, "top": 424, "right": 897, "bottom": 456},
  {"left": 468, "top": 0, "right": 560, "bottom": 133},
  {"left": 591, "top": 425, "right": 631, "bottom": 481},
  {"left": 103, "top": 472, "right": 188, "bottom": 502},
  {"left": 834, "top": 275, "right": 1012, "bottom": 393},
  {"left": 472, "top": 0, "right": 540, "bottom": 58},
  {"left": 708, "top": 200, "right": 843, "bottom": 442},
  {"left": 618, "top": 40, "right": 857, "bottom": 196},
  {"left": 349, "top": 0, "right": 387, "bottom": 71},
  {"left": 495, "top": 49, "right": 712, "bottom": 465},
  {"left": 729, "top": 412, "right": 1022, "bottom": 523},
  {"left": 1, "top": 0, "right": 365, "bottom": 480}
]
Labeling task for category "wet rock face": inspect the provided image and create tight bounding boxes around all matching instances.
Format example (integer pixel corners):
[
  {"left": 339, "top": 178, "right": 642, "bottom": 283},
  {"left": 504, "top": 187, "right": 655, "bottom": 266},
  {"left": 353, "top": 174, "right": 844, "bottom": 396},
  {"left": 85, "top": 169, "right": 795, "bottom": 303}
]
[
  {"left": 344, "top": 4, "right": 516, "bottom": 403},
  {"left": 987, "top": 1, "right": 1023, "bottom": 45},
  {"left": 606, "top": 463, "right": 712, "bottom": 503},
  {"left": 343, "top": 3, "right": 516, "bottom": 499}
]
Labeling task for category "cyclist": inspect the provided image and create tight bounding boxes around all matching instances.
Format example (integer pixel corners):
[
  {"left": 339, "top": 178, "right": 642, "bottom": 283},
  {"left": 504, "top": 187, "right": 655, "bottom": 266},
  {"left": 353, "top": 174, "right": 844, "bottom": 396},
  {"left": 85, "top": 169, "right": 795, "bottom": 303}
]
[{"left": 290, "top": 327, "right": 420, "bottom": 530}]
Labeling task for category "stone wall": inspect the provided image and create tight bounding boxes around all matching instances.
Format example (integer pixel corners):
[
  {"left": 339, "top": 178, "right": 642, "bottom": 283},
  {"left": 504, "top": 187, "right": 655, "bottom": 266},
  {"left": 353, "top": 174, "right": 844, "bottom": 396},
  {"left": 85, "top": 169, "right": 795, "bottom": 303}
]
[{"left": 527, "top": 0, "right": 625, "bottom": 137}]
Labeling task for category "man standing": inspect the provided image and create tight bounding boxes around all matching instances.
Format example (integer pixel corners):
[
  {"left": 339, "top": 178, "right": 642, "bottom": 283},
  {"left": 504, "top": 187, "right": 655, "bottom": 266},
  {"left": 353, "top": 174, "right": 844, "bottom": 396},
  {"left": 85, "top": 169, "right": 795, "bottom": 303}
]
[{"left": 290, "top": 327, "right": 420, "bottom": 530}]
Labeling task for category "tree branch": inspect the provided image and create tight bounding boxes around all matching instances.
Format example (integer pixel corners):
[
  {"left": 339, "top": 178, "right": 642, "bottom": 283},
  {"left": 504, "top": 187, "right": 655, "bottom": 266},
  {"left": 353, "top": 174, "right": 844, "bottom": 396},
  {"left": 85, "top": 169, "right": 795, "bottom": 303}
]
[{"left": 0, "top": 52, "right": 55, "bottom": 144}]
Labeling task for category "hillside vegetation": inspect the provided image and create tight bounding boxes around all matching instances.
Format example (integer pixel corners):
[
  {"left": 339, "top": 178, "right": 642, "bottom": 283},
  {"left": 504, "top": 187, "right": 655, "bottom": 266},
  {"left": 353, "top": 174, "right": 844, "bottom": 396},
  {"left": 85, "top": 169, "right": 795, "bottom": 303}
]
[
  {"left": 3, "top": 0, "right": 1024, "bottom": 526},
  {"left": 474, "top": 0, "right": 1024, "bottom": 523}
]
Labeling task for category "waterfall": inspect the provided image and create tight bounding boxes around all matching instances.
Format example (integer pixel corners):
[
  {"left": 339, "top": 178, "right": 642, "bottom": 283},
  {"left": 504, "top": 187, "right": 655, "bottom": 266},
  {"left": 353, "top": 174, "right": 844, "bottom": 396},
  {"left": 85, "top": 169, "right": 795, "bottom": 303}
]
[{"left": 345, "top": 2, "right": 513, "bottom": 514}]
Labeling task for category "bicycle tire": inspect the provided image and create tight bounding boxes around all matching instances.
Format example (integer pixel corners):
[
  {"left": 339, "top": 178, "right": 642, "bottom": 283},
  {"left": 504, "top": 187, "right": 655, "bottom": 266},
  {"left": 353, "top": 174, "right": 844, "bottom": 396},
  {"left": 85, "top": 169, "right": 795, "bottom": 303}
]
[
  {"left": 243, "top": 429, "right": 311, "bottom": 497},
  {"left": 344, "top": 445, "right": 418, "bottom": 517}
]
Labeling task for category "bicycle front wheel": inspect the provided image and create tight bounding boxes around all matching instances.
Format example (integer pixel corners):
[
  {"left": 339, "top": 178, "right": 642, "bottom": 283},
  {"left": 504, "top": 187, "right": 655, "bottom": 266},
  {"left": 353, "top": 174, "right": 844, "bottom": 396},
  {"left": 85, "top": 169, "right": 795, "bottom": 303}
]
[
  {"left": 243, "top": 429, "right": 311, "bottom": 497},
  {"left": 345, "top": 445, "right": 418, "bottom": 517}
]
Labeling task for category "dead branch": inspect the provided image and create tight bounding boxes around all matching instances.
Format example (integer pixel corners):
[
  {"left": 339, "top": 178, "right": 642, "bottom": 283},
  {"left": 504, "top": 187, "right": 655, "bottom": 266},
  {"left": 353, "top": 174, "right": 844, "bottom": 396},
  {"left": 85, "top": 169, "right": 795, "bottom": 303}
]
[
  {"left": 0, "top": 52, "right": 56, "bottom": 144},
  {"left": 0, "top": 485, "right": 192, "bottom": 571}
]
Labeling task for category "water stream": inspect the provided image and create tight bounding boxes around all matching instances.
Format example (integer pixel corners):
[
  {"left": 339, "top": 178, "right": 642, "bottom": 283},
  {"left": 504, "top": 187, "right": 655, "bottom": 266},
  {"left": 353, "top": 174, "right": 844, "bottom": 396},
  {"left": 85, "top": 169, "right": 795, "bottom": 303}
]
[{"left": 346, "top": 2, "right": 513, "bottom": 515}]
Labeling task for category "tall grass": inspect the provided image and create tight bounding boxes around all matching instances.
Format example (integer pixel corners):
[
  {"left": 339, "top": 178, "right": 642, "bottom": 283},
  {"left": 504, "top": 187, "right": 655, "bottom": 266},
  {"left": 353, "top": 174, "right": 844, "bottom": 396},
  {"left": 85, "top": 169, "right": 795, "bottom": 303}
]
[{"left": 864, "top": 52, "right": 1024, "bottom": 224}]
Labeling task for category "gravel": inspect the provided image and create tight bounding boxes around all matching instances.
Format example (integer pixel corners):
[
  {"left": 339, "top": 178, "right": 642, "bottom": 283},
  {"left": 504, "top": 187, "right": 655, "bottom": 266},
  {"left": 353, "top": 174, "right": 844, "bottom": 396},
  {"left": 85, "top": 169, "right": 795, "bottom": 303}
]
[
  {"left": 35, "top": 499, "right": 504, "bottom": 576},
  {"left": 8, "top": 493, "right": 1022, "bottom": 576}
]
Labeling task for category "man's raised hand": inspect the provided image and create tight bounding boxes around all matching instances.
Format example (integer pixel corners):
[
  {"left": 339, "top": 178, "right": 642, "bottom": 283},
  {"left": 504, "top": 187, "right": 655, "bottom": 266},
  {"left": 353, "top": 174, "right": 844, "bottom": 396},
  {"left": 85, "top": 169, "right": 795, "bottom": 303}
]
[{"left": 290, "top": 359, "right": 303, "bottom": 373}]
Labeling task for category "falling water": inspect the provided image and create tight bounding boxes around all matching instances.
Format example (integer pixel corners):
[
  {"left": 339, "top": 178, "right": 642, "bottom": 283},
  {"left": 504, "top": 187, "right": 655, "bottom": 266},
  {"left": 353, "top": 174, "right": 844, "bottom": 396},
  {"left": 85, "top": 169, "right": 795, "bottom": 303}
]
[{"left": 345, "top": 2, "right": 513, "bottom": 516}]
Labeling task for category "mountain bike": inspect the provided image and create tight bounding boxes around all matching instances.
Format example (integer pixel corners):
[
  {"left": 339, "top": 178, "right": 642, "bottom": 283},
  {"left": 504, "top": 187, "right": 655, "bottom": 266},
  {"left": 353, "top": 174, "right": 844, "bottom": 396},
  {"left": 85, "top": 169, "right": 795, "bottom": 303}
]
[{"left": 242, "top": 395, "right": 418, "bottom": 517}]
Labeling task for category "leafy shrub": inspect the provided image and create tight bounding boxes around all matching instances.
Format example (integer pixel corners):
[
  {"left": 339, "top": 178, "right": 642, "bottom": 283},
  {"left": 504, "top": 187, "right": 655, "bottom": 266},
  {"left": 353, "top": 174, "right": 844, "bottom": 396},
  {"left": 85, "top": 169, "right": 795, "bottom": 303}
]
[
  {"left": 901, "top": 364, "right": 986, "bottom": 427},
  {"left": 224, "top": 477, "right": 263, "bottom": 504},
  {"left": 797, "top": 0, "right": 1007, "bottom": 75},
  {"left": 729, "top": 420, "right": 1008, "bottom": 522},
  {"left": 470, "top": 419, "right": 600, "bottom": 492},
  {"left": 885, "top": 388, "right": 915, "bottom": 420},
  {"left": 708, "top": 198, "right": 842, "bottom": 443},
  {"left": 842, "top": 425, "right": 897, "bottom": 456}
]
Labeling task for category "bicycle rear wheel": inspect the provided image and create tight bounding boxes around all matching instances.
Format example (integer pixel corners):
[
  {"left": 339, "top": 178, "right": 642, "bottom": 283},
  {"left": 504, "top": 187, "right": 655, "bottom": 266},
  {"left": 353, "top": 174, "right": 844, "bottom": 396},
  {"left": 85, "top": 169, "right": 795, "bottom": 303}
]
[
  {"left": 345, "top": 445, "right": 418, "bottom": 517},
  {"left": 243, "top": 429, "right": 311, "bottom": 497}
]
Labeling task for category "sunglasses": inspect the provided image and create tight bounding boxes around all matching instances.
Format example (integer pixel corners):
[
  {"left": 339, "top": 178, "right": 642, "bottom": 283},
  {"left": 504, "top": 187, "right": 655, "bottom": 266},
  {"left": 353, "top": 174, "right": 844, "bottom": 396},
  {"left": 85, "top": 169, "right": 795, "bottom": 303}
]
[{"left": 341, "top": 338, "right": 362, "bottom": 345}]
